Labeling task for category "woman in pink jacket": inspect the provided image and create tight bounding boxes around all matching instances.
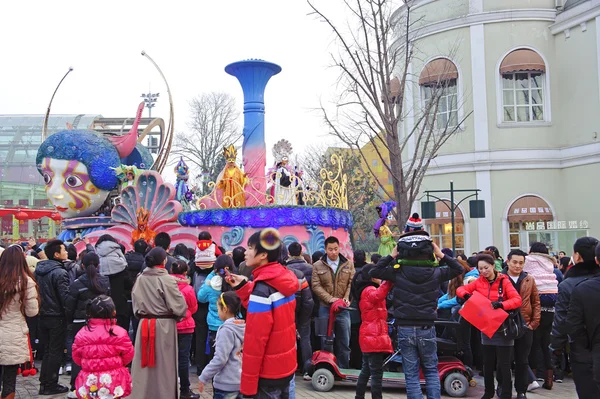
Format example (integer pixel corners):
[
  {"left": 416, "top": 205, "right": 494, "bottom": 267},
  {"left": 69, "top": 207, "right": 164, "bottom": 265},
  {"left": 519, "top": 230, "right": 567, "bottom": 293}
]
[
  {"left": 171, "top": 260, "right": 199, "bottom": 399},
  {"left": 72, "top": 295, "right": 134, "bottom": 399}
]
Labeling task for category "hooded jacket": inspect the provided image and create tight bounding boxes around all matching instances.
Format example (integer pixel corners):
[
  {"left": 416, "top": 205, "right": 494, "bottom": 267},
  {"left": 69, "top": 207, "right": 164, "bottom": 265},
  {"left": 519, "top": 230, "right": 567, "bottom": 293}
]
[
  {"left": 501, "top": 270, "right": 541, "bottom": 329},
  {"left": 96, "top": 241, "right": 127, "bottom": 276},
  {"left": 312, "top": 254, "right": 355, "bottom": 306},
  {"left": 35, "top": 259, "right": 70, "bottom": 317},
  {"left": 173, "top": 274, "right": 198, "bottom": 334},
  {"left": 524, "top": 253, "right": 559, "bottom": 294},
  {"left": 89, "top": 242, "right": 132, "bottom": 319},
  {"left": 371, "top": 254, "right": 464, "bottom": 326},
  {"left": 198, "top": 317, "right": 246, "bottom": 392},
  {"left": 197, "top": 271, "right": 225, "bottom": 331},
  {"left": 72, "top": 319, "right": 134, "bottom": 399},
  {"left": 550, "top": 260, "right": 600, "bottom": 356},
  {"left": 359, "top": 281, "right": 393, "bottom": 353},
  {"left": 235, "top": 262, "right": 298, "bottom": 396},
  {"left": 65, "top": 274, "right": 111, "bottom": 322}
]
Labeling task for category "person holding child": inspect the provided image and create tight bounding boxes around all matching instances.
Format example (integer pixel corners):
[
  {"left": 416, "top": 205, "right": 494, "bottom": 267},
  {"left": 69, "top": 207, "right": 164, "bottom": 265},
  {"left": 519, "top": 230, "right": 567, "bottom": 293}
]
[{"left": 198, "top": 291, "right": 245, "bottom": 399}]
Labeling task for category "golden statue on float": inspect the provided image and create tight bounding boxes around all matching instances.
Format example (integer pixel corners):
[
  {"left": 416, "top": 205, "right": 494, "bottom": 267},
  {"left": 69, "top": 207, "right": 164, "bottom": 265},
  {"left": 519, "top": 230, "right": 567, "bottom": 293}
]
[{"left": 216, "top": 145, "right": 248, "bottom": 208}]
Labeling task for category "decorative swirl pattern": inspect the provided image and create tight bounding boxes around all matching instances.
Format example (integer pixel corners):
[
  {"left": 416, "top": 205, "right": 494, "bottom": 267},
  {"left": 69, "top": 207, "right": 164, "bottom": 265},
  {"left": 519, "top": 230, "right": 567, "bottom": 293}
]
[
  {"left": 221, "top": 227, "right": 246, "bottom": 251},
  {"left": 303, "top": 225, "right": 326, "bottom": 255},
  {"left": 179, "top": 206, "right": 354, "bottom": 230}
]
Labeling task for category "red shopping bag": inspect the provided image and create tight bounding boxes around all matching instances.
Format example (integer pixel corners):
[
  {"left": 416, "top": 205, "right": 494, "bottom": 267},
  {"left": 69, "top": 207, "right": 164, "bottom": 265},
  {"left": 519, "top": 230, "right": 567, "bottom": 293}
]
[{"left": 459, "top": 291, "right": 508, "bottom": 338}]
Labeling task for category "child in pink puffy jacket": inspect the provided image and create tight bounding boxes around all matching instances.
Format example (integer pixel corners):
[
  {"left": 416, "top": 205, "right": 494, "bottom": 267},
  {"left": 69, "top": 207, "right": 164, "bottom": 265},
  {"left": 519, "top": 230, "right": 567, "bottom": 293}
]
[
  {"left": 72, "top": 295, "right": 134, "bottom": 399},
  {"left": 171, "top": 259, "right": 200, "bottom": 399}
]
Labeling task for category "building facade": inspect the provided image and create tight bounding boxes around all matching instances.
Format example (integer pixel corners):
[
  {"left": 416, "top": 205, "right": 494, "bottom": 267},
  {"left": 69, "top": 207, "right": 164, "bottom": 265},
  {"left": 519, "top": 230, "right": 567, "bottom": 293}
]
[{"left": 388, "top": 0, "right": 600, "bottom": 255}]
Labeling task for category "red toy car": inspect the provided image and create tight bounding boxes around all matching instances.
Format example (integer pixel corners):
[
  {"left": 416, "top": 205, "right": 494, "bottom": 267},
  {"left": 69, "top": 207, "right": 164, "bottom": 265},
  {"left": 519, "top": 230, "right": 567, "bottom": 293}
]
[{"left": 308, "top": 304, "right": 475, "bottom": 397}]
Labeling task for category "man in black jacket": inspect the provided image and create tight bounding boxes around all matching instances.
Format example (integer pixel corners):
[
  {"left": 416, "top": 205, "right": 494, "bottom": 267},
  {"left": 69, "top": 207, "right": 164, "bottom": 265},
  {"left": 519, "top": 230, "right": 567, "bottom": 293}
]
[
  {"left": 34, "top": 239, "right": 70, "bottom": 395},
  {"left": 284, "top": 242, "right": 315, "bottom": 380},
  {"left": 125, "top": 239, "right": 148, "bottom": 342},
  {"left": 551, "top": 236, "right": 600, "bottom": 399},
  {"left": 567, "top": 243, "right": 600, "bottom": 393},
  {"left": 370, "top": 231, "right": 463, "bottom": 399}
]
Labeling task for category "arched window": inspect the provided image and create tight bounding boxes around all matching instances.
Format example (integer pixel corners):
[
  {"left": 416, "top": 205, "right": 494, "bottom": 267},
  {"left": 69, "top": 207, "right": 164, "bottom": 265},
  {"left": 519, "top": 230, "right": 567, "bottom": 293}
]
[
  {"left": 507, "top": 195, "right": 554, "bottom": 251},
  {"left": 419, "top": 58, "right": 459, "bottom": 130},
  {"left": 500, "top": 49, "right": 547, "bottom": 123},
  {"left": 424, "top": 200, "right": 465, "bottom": 255}
]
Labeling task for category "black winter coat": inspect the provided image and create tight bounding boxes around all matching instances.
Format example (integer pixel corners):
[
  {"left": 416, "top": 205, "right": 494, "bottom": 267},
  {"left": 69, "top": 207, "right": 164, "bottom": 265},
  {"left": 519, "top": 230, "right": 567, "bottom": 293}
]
[
  {"left": 551, "top": 260, "right": 600, "bottom": 360},
  {"left": 109, "top": 270, "right": 133, "bottom": 318},
  {"left": 370, "top": 255, "right": 463, "bottom": 326},
  {"left": 125, "top": 251, "right": 145, "bottom": 284},
  {"left": 34, "top": 260, "right": 70, "bottom": 318},
  {"left": 65, "top": 274, "right": 111, "bottom": 322},
  {"left": 287, "top": 267, "right": 314, "bottom": 325}
]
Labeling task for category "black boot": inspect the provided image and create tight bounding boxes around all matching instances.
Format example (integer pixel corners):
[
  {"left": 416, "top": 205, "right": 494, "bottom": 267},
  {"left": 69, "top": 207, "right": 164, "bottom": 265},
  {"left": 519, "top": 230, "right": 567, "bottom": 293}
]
[
  {"left": 39, "top": 383, "right": 69, "bottom": 395},
  {"left": 516, "top": 393, "right": 527, "bottom": 399},
  {"left": 180, "top": 391, "right": 200, "bottom": 399}
]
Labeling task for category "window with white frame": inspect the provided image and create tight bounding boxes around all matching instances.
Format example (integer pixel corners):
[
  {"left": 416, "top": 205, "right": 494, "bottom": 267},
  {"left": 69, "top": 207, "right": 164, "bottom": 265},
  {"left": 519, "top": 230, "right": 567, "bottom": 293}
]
[
  {"left": 419, "top": 58, "right": 459, "bottom": 130},
  {"left": 499, "top": 49, "right": 547, "bottom": 123},
  {"left": 422, "top": 80, "right": 458, "bottom": 129},
  {"left": 502, "top": 72, "right": 544, "bottom": 122}
]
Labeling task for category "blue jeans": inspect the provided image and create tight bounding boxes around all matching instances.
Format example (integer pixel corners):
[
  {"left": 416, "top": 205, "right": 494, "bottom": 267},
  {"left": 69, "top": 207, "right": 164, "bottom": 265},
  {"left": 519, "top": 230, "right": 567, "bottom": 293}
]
[
  {"left": 177, "top": 333, "right": 193, "bottom": 393},
  {"left": 318, "top": 306, "right": 351, "bottom": 369},
  {"left": 289, "top": 376, "right": 295, "bottom": 399},
  {"left": 256, "top": 382, "right": 290, "bottom": 399},
  {"left": 213, "top": 388, "right": 242, "bottom": 399},
  {"left": 397, "top": 326, "right": 440, "bottom": 399}
]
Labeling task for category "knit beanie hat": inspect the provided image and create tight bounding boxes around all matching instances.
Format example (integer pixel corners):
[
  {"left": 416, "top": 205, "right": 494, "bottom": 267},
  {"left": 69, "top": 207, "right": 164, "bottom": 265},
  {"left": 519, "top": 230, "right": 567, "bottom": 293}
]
[{"left": 404, "top": 213, "right": 423, "bottom": 232}]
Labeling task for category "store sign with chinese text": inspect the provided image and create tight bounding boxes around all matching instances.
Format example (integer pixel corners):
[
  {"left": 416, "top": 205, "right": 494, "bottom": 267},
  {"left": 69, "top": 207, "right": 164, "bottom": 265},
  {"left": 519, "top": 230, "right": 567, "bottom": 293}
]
[{"left": 525, "top": 220, "right": 589, "bottom": 231}]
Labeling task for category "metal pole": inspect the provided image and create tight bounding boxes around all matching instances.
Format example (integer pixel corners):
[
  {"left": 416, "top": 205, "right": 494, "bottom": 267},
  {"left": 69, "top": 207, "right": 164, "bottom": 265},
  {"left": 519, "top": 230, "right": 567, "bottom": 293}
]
[
  {"left": 41, "top": 67, "right": 73, "bottom": 141},
  {"left": 450, "top": 180, "right": 456, "bottom": 254}
]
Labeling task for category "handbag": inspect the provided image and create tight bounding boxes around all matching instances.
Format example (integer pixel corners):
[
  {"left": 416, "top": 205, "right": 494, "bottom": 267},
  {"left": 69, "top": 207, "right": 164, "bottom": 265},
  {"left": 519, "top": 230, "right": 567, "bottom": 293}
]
[{"left": 498, "top": 279, "right": 528, "bottom": 340}]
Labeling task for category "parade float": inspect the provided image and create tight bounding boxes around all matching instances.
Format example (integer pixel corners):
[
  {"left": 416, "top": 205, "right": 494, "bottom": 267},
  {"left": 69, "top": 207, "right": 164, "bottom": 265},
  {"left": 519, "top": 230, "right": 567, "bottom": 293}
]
[{"left": 37, "top": 57, "right": 354, "bottom": 257}]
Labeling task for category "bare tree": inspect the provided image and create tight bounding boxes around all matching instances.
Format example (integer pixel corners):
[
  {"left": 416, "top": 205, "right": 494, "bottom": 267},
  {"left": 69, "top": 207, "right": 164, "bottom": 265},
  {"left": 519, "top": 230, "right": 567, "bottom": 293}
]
[
  {"left": 300, "top": 144, "right": 380, "bottom": 250},
  {"left": 307, "top": 0, "right": 472, "bottom": 224},
  {"left": 172, "top": 92, "right": 242, "bottom": 194}
]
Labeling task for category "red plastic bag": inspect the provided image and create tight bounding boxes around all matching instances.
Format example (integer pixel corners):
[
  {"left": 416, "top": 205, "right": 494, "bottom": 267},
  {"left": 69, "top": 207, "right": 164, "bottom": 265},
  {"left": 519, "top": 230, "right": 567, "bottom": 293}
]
[{"left": 459, "top": 291, "right": 508, "bottom": 338}]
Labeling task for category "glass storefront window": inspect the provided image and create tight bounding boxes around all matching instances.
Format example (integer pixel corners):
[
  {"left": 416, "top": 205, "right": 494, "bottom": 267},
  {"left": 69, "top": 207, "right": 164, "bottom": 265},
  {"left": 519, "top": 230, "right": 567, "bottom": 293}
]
[
  {"left": 428, "top": 222, "right": 465, "bottom": 255},
  {"left": 508, "top": 221, "right": 588, "bottom": 253}
]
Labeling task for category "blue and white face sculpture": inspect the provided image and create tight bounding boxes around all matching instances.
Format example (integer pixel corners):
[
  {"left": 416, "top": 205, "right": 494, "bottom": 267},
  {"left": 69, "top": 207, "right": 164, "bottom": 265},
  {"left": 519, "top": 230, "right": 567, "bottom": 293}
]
[{"left": 36, "top": 130, "right": 122, "bottom": 218}]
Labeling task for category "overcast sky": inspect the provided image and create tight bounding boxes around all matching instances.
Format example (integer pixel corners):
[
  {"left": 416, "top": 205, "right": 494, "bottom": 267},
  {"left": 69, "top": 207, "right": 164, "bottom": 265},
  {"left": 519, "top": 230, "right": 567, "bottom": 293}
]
[{"left": 0, "top": 0, "right": 376, "bottom": 174}]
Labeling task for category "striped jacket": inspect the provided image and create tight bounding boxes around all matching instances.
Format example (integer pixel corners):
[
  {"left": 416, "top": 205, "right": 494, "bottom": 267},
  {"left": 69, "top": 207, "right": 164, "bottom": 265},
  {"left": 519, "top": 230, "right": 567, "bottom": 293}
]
[{"left": 235, "top": 262, "right": 299, "bottom": 396}]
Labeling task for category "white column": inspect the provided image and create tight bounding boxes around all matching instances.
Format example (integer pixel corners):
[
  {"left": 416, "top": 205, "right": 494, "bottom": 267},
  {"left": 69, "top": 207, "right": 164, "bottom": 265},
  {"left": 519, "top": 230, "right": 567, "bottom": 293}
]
[
  {"left": 476, "top": 170, "right": 494, "bottom": 250},
  {"left": 470, "top": 23, "right": 494, "bottom": 249},
  {"left": 470, "top": 24, "right": 489, "bottom": 152},
  {"left": 596, "top": 17, "right": 600, "bottom": 108}
]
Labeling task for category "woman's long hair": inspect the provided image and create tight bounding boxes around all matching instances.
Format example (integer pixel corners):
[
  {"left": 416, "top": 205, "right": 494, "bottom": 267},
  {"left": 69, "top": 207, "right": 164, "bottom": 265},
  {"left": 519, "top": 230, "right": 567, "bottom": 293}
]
[
  {"left": 82, "top": 253, "right": 106, "bottom": 294},
  {"left": 447, "top": 260, "right": 471, "bottom": 299},
  {"left": 0, "top": 246, "right": 39, "bottom": 319},
  {"left": 173, "top": 243, "right": 190, "bottom": 261}
]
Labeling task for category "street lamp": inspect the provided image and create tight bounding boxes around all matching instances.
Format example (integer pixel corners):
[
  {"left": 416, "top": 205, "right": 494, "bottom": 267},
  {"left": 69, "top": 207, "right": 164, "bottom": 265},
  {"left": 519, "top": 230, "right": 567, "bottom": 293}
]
[
  {"left": 140, "top": 92, "right": 160, "bottom": 117},
  {"left": 421, "top": 181, "right": 486, "bottom": 254}
]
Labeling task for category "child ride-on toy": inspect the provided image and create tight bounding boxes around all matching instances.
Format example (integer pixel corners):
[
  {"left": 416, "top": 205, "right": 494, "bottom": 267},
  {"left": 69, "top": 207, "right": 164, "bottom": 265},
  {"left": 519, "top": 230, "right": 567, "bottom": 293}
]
[{"left": 308, "top": 302, "right": 475, "bottom": 397}]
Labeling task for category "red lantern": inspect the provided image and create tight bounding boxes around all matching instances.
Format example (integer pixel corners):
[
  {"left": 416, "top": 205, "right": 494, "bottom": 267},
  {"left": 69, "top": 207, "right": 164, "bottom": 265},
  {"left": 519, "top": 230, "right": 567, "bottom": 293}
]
[
  {"left": 50, "top": 212, "right": 62, "bottom": 222},
  {"left": 14, "top": 211, "right": 29, "bottom": 221}
]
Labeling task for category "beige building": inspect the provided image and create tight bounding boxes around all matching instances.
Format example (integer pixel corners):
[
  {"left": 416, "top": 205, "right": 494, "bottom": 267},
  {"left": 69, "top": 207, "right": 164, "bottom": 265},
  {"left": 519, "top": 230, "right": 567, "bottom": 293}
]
[{"left": 394, "top": 0, "right": 600, "bottom": 256}]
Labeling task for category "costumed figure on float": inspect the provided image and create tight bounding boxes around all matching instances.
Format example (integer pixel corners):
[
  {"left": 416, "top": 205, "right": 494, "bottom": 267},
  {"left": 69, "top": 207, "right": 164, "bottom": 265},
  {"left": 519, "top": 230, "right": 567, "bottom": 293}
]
[
  {"left": 174, "top": 157, "right": 194, "bottom": 210},
  {"left": 268, "top": 139, "right": 296, "bottom": 205},
  {"left": 373, "top": 201, "right": 399, "bottom": 257},
  {"left": 216, "top": 145, "right": 248, "bottom": 208}
]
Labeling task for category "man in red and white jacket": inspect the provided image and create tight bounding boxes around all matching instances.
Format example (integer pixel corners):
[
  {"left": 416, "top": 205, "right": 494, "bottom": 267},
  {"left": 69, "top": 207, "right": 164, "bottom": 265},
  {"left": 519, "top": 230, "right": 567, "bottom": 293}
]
[{"left": 228, "top": 230, "right": 299, "bottom": 398}]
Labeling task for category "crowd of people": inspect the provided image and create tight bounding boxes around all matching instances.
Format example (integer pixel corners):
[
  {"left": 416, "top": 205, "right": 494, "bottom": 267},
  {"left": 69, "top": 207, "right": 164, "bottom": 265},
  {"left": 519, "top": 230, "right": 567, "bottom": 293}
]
[{"left": 0, "top": 226, "right": 599, "bottom": 399}]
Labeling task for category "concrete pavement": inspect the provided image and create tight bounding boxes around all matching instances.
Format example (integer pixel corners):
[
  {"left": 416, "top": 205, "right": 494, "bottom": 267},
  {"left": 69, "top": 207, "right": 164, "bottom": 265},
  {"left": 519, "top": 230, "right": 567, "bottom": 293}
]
[{"left": 15, "top": 367, "right": 577, "bottom": 398}]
